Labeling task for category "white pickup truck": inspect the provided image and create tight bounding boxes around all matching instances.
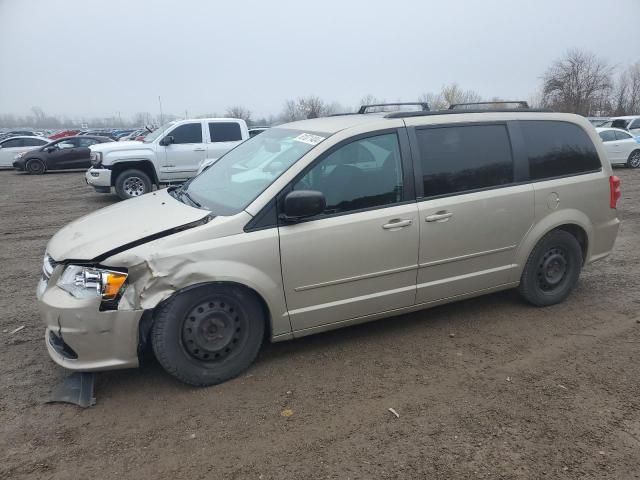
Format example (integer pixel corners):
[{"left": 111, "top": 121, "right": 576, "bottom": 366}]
[{"left": 85, "top": 118, "right": 249, "bottom": 199}]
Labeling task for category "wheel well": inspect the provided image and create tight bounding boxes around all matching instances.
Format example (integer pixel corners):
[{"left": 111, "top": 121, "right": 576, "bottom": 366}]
[
  {"left": 110, "top": 161, "right": 158, "bottom": 186},
  {"left": 138, "top": 281, "right": 273, "bottom": 360},
  {"left": 556, "top": 224, "right": 588, "bottom": 262}
]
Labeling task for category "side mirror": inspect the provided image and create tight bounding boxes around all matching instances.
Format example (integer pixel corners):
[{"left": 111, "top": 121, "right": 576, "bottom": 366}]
[
  {"left": 46, "top": 146, "right": 56, "bottom": 153},
  {"left": 280, "top": 190, "right": 326, "bottom": 222},
  {"left": 160, "top": 135, "right": 174, "bottom": 146}
]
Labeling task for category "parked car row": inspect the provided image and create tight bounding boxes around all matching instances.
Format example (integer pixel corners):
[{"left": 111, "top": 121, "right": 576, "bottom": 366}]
[
  {"left": 0, "top": 135, "right": 113, "bottom": 171},
  {"left": 588, "top": 115, "right": 640, "bottom": 135}
]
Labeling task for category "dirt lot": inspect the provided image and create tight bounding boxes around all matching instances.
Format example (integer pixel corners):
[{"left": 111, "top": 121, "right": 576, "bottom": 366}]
[{"left": 0, "top": 168, "right": 639, "bottom": 480}]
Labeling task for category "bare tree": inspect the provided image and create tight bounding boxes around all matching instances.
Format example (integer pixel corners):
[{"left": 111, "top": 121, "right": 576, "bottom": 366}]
[
  {"left": 419, "top": 83, "right": 481, "bottom": 110},
  {"left": 612, "top": 62, "right": 640, "bottom": 115},
  {"left": 541, "top": 49, "right": 613, "bottom": 115},
  {"left": 298, "top": 96, "right": 326, "bottom": 118},
  {"left": 225, "top": 105, "right": 252, "bottom": 123}
]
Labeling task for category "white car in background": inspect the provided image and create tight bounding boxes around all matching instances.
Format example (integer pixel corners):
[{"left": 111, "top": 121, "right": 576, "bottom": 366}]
[
  {"left": 596, "top": 127, "right": 640, "bottom": 168},
  {"left": 0, "top": 136, "right": 50, "bottom": 168}
]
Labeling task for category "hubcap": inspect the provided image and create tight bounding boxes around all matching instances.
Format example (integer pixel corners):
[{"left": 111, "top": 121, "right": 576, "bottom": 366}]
[
  {"left": 181, "top": 300, "right": 245, "bottom": 362},
  {"left": 123, "top": 176, "right": 145, "bottom": 196},
  {"left": 29, "top": 161, "right": 42, "bottom": 172},
  {"left": 630, "top": 153, "right": 640, "bottom": 168},
  {"left": 536, "top": 247, "right": 568, "bottom": 292}
]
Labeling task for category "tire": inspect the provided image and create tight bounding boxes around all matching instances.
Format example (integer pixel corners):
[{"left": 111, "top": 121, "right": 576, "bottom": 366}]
[
  {"left": 114, "top": 169, "right": 152, "bottom": 199},
  {"left": 25, "top": 158, "right": 46, "bottom": 175},
  {"left": 518, "top": 230, "right": 583, "bottom": 307},
  {"left": 627, "top": 150, "right": 640, "bottom": 169},
  {"left": 151, "top": 284, "right": 265, "bottom": 386}
]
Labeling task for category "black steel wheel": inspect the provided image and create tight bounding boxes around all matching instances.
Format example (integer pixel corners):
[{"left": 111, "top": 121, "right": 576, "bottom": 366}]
[
  {"left": 26, "top": 158, "right": 46, "bottom": 174},
  {"left": 518, "top": 229, "right": 582, "bottom": 307},
  {"left": 152, "top": 284, "right": 265, "bottom": 386}
]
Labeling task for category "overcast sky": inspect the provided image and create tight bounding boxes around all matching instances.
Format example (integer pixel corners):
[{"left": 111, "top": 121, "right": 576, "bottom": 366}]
[{"left": 1, "top": 0, "right": 639, "bottom": 120}]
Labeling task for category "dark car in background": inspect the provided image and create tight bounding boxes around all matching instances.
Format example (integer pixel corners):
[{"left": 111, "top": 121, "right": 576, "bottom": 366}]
[{"left": 13, "top": 135, "right": 113, "bottom": 174}]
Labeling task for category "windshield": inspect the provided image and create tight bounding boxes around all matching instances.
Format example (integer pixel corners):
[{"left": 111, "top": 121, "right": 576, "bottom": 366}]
[
  {"left": 183, "top": 128, "right": 328, "bottom": 215},
  {"left": 143, "top": 121, "right": 175, "bottom": 143}
]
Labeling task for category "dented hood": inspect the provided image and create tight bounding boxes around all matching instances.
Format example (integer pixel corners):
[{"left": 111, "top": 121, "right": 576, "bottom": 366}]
[{"left": 47, "top": 189, "right": 209, "bottom": 262}]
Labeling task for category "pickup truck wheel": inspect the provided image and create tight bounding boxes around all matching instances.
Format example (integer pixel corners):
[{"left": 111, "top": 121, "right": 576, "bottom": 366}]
[
  {"left": 115, "top": 169, "right": 152, "bottom": 199},
  {"left": 26, "top": 159, "right": 46, "bottom": 175},
  {"left": 151, "top": 285, "right": 265, "bottom": 386},
  {"left": 518, "top": 230, "right": 582, "bottom": 307}
]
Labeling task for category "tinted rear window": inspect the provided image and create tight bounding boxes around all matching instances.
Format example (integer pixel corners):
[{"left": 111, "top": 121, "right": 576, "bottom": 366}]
[
  {"left": 416, "top": 124, "right": 514, "bottom": 197},
  {"left": 209, "top": 122, "right": 242, "bottom": 142},
  {"left": 521, "top": 121, "right": 600, "bottom": 180}
]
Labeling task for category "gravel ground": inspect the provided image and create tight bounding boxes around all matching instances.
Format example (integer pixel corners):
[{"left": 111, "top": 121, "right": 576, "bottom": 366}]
[{"left": 0, "top": 168, "right": 639, "bottom": 480}]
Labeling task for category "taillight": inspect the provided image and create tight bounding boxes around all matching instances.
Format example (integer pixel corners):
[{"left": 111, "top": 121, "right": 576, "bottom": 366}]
[{"left": 609, "top": 175, "right": 621, "bottom": 209}]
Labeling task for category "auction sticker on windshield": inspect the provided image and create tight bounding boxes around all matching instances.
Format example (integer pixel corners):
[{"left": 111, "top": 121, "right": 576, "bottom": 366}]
[{"left": 294, "top": 133, "right": 325, "bottom": 145}]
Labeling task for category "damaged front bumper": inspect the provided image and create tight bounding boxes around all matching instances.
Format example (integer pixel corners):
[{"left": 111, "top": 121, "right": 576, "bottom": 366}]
[{"left": 37, "top": 274, "right": 143, "bottom": 371}]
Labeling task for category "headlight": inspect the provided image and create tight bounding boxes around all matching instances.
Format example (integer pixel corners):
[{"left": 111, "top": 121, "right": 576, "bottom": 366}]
[
  {"left": 90, "top": 152, "right": 102, "bottom": 166},
  {"left": 14, "top": 152, "right": 26, "bottom": 160},
  {"left": 57, "top": 265, "right": 127, "bottom": 300}
]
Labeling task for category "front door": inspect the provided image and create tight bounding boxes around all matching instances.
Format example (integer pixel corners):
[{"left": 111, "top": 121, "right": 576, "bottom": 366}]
[
  {"left": 160, "top": 121, "right": 206, "bottom": 181},
  {"left": 411, "top": 123, "right": 534, "bottom": 304},
  {"left": 47, "top": 138, "right": 79, "bottom": 169},
  {"left": 278, "top": 131, "right": 420, "bottom": 333}
]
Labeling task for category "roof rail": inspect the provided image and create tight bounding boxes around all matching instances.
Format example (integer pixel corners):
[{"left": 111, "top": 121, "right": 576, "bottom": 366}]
[
  {"left": 448, "top": 101, "right": 529, "bottom": 110},
  {"left": 385, "top": 108, "right": 551, "bottom": 119},
  {"left": 358, "top": 102, "right": 430, "bottom": 114}
]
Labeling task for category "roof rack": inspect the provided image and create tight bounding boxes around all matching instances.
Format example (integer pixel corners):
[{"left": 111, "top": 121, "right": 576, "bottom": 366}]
[
  {"left": 385, "top": 108, "right": 551, "bottom": 119},
  {"left": 448, "top": 101, "right": 529, "bottom": 110},
  {"left": 358, "top": 102, "right": 430, "bottom": 114}
]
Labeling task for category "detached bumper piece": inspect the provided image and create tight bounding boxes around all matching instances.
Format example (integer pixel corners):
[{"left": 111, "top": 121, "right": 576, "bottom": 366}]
[{"left": 46, "top": 372, "right": 96, "bottom": 408}]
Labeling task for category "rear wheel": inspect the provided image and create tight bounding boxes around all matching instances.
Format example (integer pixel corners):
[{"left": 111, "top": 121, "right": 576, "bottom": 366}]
[
  {"left": 627, "top": 150, "right": 640, "bottom": 169},
  {"left": 114, "top": 169, "right": 152, "bottom": 199},
  {"left": 25, "top": 158, "right": 46, "bottom": 175},
  {"left": 151, "top": 285, "right": 265, "bottom": 386},
  {"left": 518, "top": 230, "right": 583, "bottom": 307}
]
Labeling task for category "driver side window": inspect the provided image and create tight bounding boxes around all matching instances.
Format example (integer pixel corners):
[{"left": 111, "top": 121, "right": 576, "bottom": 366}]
[
  {"left": 169, "top": 123, "right": 203, "bottom": 144},
  {"left": 293, "top": 133, "right": 404, "bottom": 216}
]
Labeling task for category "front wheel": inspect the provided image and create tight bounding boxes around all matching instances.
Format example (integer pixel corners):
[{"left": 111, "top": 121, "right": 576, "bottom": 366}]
[
  {"left": 114, "top": 169, "right": 152, "bottom": 199},
  {"left": 627, "top": 150, "right": 640, "bottom": 169},
  {"left": 151, "top": 285, "right": 265, "bottom": 386},
  {"left": 25, "top": 158, "right": 46, "bottom": 175},
  {"left": 518, "top": 230, "right": 583, "bottom": 307}
]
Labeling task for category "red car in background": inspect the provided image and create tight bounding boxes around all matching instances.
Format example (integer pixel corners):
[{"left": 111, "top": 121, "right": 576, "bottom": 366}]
[{"left": 48, "top": 129, "right": 79, "bottom": 140}]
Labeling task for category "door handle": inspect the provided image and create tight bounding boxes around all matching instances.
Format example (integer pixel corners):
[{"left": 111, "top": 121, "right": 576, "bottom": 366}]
[
  {"left": 425, "top": 211, "right": 453, "bottom": 222},
  {"left": 193, "top": 147, "right": 206, "bottom": 151},
  {"left": 382, "top": 218, "right": 413, "bottom": 230}
]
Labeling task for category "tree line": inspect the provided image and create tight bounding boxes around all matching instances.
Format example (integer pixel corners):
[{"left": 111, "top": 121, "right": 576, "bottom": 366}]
[{"left": 1, "top": 48, "right": 638, "bottom": 129}]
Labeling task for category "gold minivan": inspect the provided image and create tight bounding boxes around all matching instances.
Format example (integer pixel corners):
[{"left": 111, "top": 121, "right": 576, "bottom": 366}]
[{"left": 37, "top": 104, "right": 621, "bottom": 385}]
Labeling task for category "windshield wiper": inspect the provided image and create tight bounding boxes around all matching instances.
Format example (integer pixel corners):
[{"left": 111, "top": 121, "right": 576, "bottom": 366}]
[{"left": 176, "top": 186, "right": 201, "bottom": 208}]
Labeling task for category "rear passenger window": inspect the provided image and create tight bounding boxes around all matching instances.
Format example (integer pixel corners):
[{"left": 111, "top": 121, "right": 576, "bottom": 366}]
[
  {"left": 23, "top": 138, "right": 47, "bottom": 147},
  {"left": 416, "top": 124, "right": 513, "bottom": 197},
  {"left": 209, "top": 122, "right": 242, "bottom": 142},
  {"left": 599, "top": 130, "right": 616, "bottom": 142},
  {"left": 521, "top": 121, "right": 600, "bottom": 180},
  {"left": 169, "top": 123, "right": 202, "bottom": 144},
  {"left": 614, "top": 130, "right": 632, "bottom": 140}
]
